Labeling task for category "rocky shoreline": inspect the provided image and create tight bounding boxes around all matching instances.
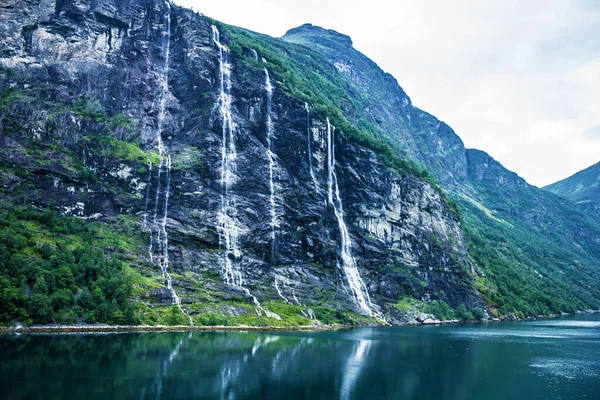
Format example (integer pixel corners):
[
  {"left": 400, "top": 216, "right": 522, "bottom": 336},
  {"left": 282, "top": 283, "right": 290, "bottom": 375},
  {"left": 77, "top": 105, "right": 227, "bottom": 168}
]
[{"left": 2, "top": 310, "right": 597, "bottom": 334}]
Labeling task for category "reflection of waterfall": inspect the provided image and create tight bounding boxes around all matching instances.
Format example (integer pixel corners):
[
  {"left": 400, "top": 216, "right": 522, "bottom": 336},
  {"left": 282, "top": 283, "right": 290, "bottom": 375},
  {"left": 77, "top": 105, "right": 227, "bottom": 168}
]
[
  {"left": 144, "top": 0, "right": 191, "bottom": 326},
  {"left": 340, "top": 340, "right": 372, "bottom": 400},
  {"left": 305, "top": 103, "right": 319, "bottom": 190},
  {"left": 326, "top": 119, "right": 379, "bottom": 318},
  {"left": 212, "top": 26, "right": 280, "bottom": 321},
  {"left": 153, "top": 332, "right": 193, "bottom": 399}
]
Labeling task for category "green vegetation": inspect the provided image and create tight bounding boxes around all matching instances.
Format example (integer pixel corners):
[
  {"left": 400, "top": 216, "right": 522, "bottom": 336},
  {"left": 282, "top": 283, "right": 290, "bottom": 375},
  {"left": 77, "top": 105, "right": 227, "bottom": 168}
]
[
  {"left": 460, "top": 196, "right": 600, "bottom": 318},
  {"left": 0, "top": 206, "right": 145, "bottom": 325},
  {"left": 426, "top": 300, "right": 456, "bottom": 321},
  {"left": 79, "top": 136, "right": 160, "bottom": 167},
  {"left": 544, "top": 161, "right": 600, "bottom": 212},
  {"left": 388, "top": 297, "right": 485, "bottom": 321}
]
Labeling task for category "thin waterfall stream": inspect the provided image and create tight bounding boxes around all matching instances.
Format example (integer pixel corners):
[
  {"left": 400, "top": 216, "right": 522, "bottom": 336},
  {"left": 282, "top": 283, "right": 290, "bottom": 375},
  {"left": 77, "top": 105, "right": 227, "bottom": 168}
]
[
  {"left": 213, "top": 26, "right": 281, "bottom": 321},
  {"left": 144, "top": 0, "right": 192, "bottom": 326},
  {"left": 326, "top": 118, "right": 386, "bottom": 322},
  {"left": 264, "top": 65, "right": 279, "bottom": 248},
  {"left": 305, "top": 103, "right": 319, "bottom": 190}
]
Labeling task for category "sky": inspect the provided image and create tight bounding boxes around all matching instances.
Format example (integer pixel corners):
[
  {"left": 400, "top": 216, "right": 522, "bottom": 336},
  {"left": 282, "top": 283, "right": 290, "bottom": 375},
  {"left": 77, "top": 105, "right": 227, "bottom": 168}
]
[{"left": 176, "top": 0, "right": 600, "bottom": 187}]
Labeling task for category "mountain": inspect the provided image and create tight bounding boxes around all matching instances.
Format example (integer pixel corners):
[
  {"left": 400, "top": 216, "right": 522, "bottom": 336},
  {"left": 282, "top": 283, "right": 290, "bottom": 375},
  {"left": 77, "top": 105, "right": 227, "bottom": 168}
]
[
  {"left": 280, "top": 23, "right": 600, "bottom": 316},
  {"left": 544, "top": 161, "right": 600, "bottom": 213},
  {"left": 0, "top": 0, "right": 598, "bottom": 327}
]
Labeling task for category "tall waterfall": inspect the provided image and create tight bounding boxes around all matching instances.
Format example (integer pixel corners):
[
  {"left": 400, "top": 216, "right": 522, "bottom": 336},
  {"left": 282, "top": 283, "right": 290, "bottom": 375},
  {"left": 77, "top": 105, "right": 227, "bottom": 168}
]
[
  {"left": 145, "top": 1, "right": 192, "bottom": 326},
  {"left": 213, "top": 25, "right": 281, "bottom": 321},
  {"left": 326, "top": 119, "right": 378, "bottom": 318},
  {"left": 212, "top": 25, "right": 243, "bottom": 287},
  {"left": 305, "top": 103, "right": 318, "bottom": 189},
  {"left": 264, "top": 67, "right": 279, "bottom": 245}
]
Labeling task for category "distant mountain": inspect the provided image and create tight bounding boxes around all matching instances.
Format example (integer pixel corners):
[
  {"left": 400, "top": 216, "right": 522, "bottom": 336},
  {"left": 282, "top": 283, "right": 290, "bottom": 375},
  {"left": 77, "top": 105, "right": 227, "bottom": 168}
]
[{"left": 544, "top": 161, "right": 600, "bottom": 213}]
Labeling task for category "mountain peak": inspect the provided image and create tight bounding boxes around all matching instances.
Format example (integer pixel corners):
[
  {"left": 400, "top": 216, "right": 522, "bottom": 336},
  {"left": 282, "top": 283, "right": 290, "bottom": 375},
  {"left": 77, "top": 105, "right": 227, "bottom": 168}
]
[{"left": 283, "top": 23, "right": 353, "bottom": 49}]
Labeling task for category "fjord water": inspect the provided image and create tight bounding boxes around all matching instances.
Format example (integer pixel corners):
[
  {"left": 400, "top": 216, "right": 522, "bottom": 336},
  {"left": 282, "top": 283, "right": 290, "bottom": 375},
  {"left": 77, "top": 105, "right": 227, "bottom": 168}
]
[{"left": 2, "top": 315, "right": 599, "bottom": 399}]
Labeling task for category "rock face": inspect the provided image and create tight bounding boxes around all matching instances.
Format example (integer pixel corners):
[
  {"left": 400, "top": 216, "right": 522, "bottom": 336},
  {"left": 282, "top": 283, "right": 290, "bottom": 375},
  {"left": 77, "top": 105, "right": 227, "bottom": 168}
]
[{"left": 0, "top": 0, "right": 482, "bottom": 324}]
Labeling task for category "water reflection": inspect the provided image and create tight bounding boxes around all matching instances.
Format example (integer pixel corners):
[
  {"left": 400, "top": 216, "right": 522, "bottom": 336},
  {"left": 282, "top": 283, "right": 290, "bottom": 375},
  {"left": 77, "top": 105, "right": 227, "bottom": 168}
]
[
  {"left": 340, "top": 339, "right": 371, "bottom": 400},
  {"left": 1, "top": 315, "right": 599, "bottom": 400}
]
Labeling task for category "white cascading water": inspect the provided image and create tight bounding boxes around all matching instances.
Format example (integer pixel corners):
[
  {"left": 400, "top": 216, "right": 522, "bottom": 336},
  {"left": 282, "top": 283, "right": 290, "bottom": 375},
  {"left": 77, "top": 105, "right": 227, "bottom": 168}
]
[
  {"left": 305, "top": 103, "right": 319, "bottom": 189},
  {"left": 142, "top": 159, "right": 152, "bottom": 228},
  {"left": 274, "top": 276, "right": 289, "bottom": 304},
  {"left": 264, "top": 66, "right": 279, "bottom": 245},
  {"left": 145, "top": 1, "right": 192, "bottom": 326},
  {"left": 327, "top": 118, "right": 382, "bottom": 319},
  {"left": 212, "top": 25, "right": 281, "bottom": 321},
  {"left": 212, "top": 25, "right": 243, "bottom": 287}
]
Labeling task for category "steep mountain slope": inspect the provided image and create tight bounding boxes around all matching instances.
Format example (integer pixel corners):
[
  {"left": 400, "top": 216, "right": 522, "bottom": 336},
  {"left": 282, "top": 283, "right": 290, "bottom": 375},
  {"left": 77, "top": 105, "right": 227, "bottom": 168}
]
[
  {"left": 0, "top": 0, "right": 481, "bottom": 326},
  {"left": 0, "top": 0, "right": 598, "bottom": 327},
  {"left": 544, "top": 161, "right": 600, "bottom": 213},
  {"left": 281, "top": 24, "right": 600, "bottom": 315}
]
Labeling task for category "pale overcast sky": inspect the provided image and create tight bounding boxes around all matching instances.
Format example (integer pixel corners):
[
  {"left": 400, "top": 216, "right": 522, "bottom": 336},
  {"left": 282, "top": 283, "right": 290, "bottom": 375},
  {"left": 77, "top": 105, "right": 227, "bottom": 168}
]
[{"left": 176, "top": 0, "right": 600, "bottom": 187}]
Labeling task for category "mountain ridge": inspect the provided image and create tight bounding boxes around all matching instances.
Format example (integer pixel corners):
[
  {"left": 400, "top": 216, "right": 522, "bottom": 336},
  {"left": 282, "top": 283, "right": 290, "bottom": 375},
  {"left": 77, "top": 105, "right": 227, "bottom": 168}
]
[{"left": 544, "top": 161, "right": 600, "bottom": 213}]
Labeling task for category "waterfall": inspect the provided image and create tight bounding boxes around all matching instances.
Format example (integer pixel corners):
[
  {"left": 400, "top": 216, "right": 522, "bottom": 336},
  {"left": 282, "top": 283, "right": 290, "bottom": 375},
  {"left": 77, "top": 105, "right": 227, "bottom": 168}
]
[
  {"left": 264, "top": 67, "right": 279, "bottom": 246},
  {"left": 274, "top": 276, "right": 289, "bottom": 304},
  {"left": 145, "top": 1, "right": 192, "bottom": 326},
  {"left": 212, "top": 25, "right": 243, "bottom": 287},
  {"left": 305, "top": 103, "right": 319, "bottom": 189},
  {"left": 326, "top": 118, "right": 380, "bottom": 318},
  {"left": 250, "top": 48, "right": 258, "bottom": 61},
  {"left": 142, "top": 159, "right": 152, "bottom": 229},
  {"left": 213, "top": 25, "right": 281, "bottom": 321}
]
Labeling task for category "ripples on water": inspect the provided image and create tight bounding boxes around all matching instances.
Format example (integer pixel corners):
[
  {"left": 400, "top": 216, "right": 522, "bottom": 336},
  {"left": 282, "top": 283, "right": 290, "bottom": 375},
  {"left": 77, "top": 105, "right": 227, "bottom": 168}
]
[{"left": 1, "top": 315, "right": 599, "bottom": 400}]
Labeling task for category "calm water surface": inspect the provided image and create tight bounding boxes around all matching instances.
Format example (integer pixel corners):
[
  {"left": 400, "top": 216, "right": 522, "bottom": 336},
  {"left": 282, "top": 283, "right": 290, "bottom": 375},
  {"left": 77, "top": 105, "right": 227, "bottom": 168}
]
[{"left": 1, "top": 314, "right": 599, "bottom": 399}]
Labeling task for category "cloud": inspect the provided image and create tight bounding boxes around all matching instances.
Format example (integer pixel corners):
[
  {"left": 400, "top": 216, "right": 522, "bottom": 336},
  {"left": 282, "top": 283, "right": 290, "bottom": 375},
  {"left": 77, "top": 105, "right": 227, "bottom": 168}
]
[{"left": 177, "top": 0, "right": 600, "bottom": 186}]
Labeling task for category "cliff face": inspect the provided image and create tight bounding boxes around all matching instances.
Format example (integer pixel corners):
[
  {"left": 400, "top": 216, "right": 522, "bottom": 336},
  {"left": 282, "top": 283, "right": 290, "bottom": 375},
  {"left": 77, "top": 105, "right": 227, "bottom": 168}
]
[{"left": 0, "top": 0, "right": 481, "bottom": 325}]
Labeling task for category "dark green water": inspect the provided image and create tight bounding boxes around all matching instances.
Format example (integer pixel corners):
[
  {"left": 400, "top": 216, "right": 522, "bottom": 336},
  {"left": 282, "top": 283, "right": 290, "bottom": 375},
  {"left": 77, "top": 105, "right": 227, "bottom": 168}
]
[{"left": 2, "top": 314, "right": 599, "bottom": 400}]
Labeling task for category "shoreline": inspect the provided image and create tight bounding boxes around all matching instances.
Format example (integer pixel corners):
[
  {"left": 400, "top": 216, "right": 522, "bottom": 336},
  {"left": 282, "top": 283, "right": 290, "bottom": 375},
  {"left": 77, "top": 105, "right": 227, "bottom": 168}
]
[{"left": 1, "top": 310, "right": 597, "bottom": 334}]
